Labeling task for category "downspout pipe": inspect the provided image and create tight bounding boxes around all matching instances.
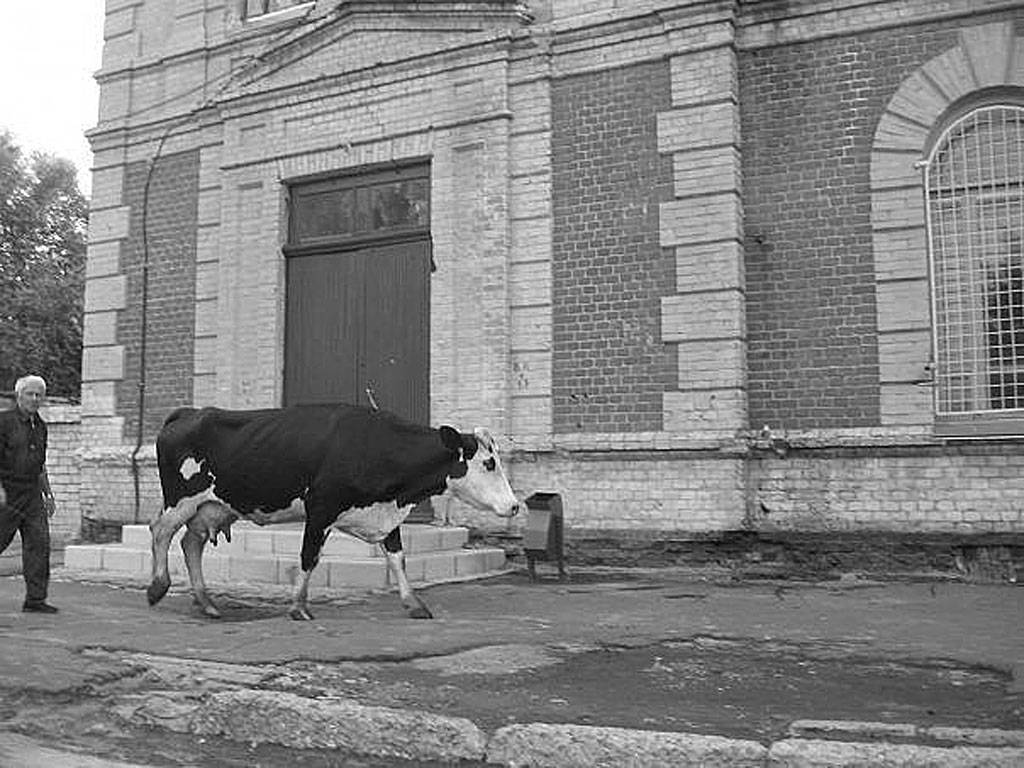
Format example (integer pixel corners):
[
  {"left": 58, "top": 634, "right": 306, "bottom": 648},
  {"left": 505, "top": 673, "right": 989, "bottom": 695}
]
[{"left": 131, "top": 134, "right": 169, "bottom": 523}]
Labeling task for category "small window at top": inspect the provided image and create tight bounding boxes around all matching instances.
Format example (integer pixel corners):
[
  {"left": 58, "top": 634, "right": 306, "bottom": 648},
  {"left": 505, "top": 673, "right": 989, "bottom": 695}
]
[
  {"left": 289, "top": 166, "right": 431, "bottom": 248},
  {"left": 244, "top": 0, "right": 311, "bottom": 21}
]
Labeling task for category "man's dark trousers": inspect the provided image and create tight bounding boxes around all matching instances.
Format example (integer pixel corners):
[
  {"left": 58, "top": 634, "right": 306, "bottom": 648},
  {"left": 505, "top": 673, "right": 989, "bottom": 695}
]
[{"left": 0, "top": 483, "right": 50, "bottom": 603}]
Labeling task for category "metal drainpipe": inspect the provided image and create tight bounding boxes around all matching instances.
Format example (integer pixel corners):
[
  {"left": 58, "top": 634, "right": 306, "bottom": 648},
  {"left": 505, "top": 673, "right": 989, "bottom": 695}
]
[{"left": 131, "top": 146, "right": 164, "bottom": 524}]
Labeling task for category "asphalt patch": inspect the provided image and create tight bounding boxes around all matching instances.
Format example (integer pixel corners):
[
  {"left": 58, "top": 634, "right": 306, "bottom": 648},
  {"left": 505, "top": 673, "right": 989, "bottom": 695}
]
[{"left": 269, "top": 636, "right": 1024, "bottom": 742}]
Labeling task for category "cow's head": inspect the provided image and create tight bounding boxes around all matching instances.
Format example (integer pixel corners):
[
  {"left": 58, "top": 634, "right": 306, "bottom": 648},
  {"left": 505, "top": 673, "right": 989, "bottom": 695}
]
[{"left": 440, "top": 426, "right": 520, "bottom": 518}]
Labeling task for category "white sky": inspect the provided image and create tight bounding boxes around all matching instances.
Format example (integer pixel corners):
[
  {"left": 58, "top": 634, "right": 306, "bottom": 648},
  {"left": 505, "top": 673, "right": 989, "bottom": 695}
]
[{"left": 0, "top": 2, "right": 106, "bottom": 197}]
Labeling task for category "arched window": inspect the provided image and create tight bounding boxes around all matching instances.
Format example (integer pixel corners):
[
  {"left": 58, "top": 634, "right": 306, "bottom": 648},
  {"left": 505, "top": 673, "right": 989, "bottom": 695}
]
[{"left": 925, "top": 103, "right": 1024, "bottom": 433}]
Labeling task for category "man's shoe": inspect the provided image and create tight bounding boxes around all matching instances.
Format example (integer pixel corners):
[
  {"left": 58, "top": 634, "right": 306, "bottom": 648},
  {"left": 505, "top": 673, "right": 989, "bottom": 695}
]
[{"left": 22, "top": 601, "right": 58, "bottom": 614}]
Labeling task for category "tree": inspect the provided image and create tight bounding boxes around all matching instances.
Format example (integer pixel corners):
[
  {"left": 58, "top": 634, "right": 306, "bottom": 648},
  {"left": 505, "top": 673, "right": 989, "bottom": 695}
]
[{"left": 0, "top": 130, "right": 87, "bottom": 400}]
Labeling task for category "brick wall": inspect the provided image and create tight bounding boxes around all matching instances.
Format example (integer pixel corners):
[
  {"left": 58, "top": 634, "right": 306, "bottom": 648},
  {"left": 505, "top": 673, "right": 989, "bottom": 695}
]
[
  {"left": 117, "top": 150, "right": 200, "bottom": 443},
  {"left": 504, "top": 450, "right": 746, "bottom": 534},
  {"left": 43, "top": 405, "right": 83, "bottom": 544},
  {"left": 77, "top": 1, "right": 1024, "bottom": 550},
  {"left": 749, "top": 443, "right": 1024, "bottom": 533},
  {"left": 551, "top": 61, "right": 677, "bottom": 433},
  {"left": 740, "top": 11, "right": 1021, "bottom": 431}
]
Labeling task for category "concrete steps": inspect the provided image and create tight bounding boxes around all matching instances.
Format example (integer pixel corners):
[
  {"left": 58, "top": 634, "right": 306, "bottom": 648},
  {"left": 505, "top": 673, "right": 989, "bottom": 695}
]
[{"left": 62, "top": 522, "right": 507, "bottom": 590}]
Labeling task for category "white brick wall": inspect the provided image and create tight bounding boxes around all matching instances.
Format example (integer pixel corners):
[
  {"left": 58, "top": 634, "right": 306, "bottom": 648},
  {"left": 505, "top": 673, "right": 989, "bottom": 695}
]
[
  {"left": 753, "top": 451, "right": 1024, "bottom": 532},
  {"left": 75, "top": 1, "right": 1024, "bottom": 540}
]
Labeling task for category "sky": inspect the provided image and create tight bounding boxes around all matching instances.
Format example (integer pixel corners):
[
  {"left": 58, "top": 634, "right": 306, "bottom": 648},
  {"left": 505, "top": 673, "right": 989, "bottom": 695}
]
[{"left": 1, "top": 2, "right": 106, "bottom": 197}]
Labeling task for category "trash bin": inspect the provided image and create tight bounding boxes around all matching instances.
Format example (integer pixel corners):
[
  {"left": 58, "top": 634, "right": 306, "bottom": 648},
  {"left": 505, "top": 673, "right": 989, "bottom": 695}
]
[{"left": 523, "top": 492, "right": 567, "bottom": 581}]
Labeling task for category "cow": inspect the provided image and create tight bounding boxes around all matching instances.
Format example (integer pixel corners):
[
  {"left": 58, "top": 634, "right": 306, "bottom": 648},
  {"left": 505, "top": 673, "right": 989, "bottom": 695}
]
[{"left": 147, "top": 404, "right": 521, "bottom": 621}]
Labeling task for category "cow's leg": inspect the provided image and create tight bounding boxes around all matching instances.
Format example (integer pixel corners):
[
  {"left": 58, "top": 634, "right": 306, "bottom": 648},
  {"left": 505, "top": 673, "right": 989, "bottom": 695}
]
[
  {"left": 382, "top": 527, "right": 432, "bottom": 619},
  {"left": 148, "top": 501, "right": 203, "bottom": 605},
  {"left": 289, "top": 523, "right": 328, "bottom": 621},
  {"left": 179, "top": 526, "right": 221, "bottom": 618},
  {"left": 180, "top": 504, "right": 232, "bottom": 618}
]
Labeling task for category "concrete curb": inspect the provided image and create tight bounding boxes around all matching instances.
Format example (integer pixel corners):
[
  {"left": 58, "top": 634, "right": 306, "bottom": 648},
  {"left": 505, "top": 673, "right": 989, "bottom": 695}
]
[
  {"left": 486, "top": 723, "right": 766, "bottom": 767},
  {"left": 116, "top": 689, "right": 488, "bottom": 763},
  {"left": 768, "top": 738, "right": 1024, "bottom": 767},
  {"left": 114, "top": 688, "right": 1024, "bottom": 767},
  {"left": 788, "top": 719, "right": 1024, "bottom": 748}
]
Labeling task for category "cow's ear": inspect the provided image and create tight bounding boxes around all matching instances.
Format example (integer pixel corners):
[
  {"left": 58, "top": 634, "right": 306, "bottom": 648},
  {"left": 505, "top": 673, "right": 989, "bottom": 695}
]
[
  {"left": 461, "top": 433, "right": 479, "bottom": 460},
  {"left": 439, "top": 425, "right": 462, "bottom": 453}
]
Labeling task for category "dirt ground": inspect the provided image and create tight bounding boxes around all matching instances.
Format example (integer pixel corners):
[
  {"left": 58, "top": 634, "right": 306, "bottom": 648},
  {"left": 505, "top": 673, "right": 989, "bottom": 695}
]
[{"left": 0, "top": 568, "right": 1021, "bottom": 766}]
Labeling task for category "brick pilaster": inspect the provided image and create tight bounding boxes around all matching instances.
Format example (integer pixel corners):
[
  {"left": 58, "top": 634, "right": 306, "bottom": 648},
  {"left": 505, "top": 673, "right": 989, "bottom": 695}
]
[{"left": 659, "top": 7, "right": 747, "bottom": 435}]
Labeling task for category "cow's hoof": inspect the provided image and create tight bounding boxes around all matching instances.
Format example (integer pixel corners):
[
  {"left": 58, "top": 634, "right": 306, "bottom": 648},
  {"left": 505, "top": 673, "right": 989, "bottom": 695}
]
[
  {"left": 289, "top": 607, "right": 314, "bottom": 621},
  {"left": 409, "top": 605, "right": 433, "bottom": 620},
  {"left": 147, "top": 579, "right": 169, "bottom": 606}
]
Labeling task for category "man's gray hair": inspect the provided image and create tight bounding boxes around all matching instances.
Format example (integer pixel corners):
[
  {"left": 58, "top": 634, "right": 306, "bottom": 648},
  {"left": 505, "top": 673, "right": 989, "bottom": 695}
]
[{"left": 14, "top": 375, "right": 47, "bottom": 395}]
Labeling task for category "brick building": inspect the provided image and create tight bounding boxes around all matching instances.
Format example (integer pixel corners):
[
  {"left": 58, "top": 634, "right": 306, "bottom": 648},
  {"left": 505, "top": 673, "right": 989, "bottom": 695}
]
[{"left": 82, "top": 0, "right": 1024, "bottom": 570}]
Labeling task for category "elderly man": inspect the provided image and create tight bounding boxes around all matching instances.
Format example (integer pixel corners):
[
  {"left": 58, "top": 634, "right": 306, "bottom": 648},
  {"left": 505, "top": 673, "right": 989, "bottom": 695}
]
[{"left": 0, "top": 375, "right": 58, "bottom": 613}]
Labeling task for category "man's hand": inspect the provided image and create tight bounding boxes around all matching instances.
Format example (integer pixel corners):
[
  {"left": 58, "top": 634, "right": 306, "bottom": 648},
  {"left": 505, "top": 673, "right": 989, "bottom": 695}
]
[
  {"left": 0, "top": 486, "right": 6, "bottom": 507},
  {"left": 43, "top": 494, "right": 56, "bottom": 518}
]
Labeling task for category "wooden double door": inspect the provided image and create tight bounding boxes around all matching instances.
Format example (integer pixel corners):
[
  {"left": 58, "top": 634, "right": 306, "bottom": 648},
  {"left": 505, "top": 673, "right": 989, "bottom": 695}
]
[
  {"left": 284, "top": 163, "right": 431, "bottom": 426},
  {"left": 284, "top": 238, "right": 430, "bottom": 425}
]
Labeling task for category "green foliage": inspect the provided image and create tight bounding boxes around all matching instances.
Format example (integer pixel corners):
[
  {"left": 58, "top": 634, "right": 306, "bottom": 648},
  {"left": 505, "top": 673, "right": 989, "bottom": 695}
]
[{"left": 0, "top": 130, "right": 87, "bottom": 400}]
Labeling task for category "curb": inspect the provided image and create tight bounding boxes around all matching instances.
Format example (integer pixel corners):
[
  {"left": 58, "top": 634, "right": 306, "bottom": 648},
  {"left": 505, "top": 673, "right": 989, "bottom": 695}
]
[
  {"left": 486, "top": 723, "right": 766, "bottom": 767},
  {"left": 788, "top": 719, "right": 1024, "bottom": 748},
  {"left": 768, "top": 738, "right": 1024, "bottom": 767},
  {"left": 116, "top": 689, "right": 486, "bottom": 764},
  {"left": 115, "top": 688, "right": 1024, "bottom": 767}
]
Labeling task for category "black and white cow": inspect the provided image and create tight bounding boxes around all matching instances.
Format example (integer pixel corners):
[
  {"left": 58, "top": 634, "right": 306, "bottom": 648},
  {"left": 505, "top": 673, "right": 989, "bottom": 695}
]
[{"left": 147, "top": 404, "right": 520, "bottom": 620}]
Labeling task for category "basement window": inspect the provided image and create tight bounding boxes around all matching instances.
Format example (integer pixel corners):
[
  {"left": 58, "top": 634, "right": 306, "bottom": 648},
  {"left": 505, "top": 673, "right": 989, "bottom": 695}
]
[{"left": 926, "top": 103, "right": 1024, "bottom": 437}]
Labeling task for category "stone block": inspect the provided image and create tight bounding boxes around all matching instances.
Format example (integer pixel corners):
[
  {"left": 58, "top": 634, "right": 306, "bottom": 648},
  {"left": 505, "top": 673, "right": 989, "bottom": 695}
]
[
  {"left": 81, "top": 346, "right": 125, "bottom": 382},
  {"left": 85, "top": 241, "right": 121, "bottom": 279},
  {"left": 880, "top": 383, "right": 934, "bottom": 426},
  {"left": 876, "top": 279, "right": 929, "bottom": 332},
  {"left": 83, "top": 312, "right": 118, "bottom": 347},
  {"left": 84, "top": 274, "right": 127, "bottom": 312},
  {"left": 662, "top": 290, "right": 745, "bottom": 342},
  {"left": 660, "top": 194, "right": 741, "bottom": 247},
  {"left": 677, "top": 339, "right": 746, "bottom": 390},
  {"left": 873, "top": 228, "right": 927, "bottom": 281},
  {"left": 878, "top": 330, "right": 932, "bottom": 384},
  {"left": 670, "top": 47, "right": 736, "bottom": 106},
  {"left": 657, "top": 102, "right": 739, "bottom": 154},
  {"left": 63, "top": 545, "right": 103, "bottom": 571},
  {"left": 923, "top": 47, "right": 977, "bottom": 106},
  {"left": 326, "top": 559, "right": 388, "bottom": 590},
  {"left": 887, "top": 71, "right": 946, "bottom": 128},
  {"left": 511, "top": 305, "right": 552, "bottom": 352},
  {"left": 419, "top": 552, "right": 456, "bottom": 582},
  {"left": 102, "top": 546, "right": 148, "bottom": 574}
]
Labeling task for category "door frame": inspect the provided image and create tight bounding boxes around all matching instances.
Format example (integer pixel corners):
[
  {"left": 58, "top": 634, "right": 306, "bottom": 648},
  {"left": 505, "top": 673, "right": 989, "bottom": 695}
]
[{"left": 282, "top": 161, "right": 432, "bottom": 414}]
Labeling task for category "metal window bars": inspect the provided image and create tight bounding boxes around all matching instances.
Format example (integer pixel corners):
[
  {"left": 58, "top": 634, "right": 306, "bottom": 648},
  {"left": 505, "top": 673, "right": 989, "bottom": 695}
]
[{"left": 925, "top": 105, "right": 1024, "bottom": 415}]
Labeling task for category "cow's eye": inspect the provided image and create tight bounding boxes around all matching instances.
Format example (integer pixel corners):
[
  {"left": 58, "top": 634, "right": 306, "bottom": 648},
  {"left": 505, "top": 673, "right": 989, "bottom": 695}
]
[{"left": 483, "top": 457, "right": 496, "bottom": 472}]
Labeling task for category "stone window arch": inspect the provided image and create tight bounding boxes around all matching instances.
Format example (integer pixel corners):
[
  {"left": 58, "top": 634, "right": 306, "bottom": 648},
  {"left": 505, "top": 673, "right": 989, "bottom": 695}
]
[{"left": 871, "top": 21, "right": 1024, "bottom": 437}]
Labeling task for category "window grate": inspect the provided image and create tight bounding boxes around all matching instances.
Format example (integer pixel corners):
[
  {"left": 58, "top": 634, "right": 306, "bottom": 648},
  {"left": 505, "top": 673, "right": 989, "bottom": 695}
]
[{"left": 926, "top": 105, "right": 1024, "bottom": 416}]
